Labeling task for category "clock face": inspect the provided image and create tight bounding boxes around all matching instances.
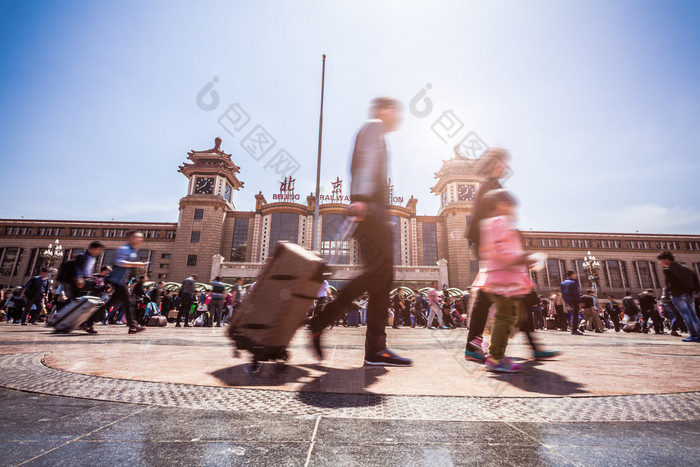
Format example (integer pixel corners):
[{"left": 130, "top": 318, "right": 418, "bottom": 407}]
[
  {"left": 224, "top": 184, "right": 232, "bottom": 202},
  {"left": 194, "top": 177, "right": 214, "bottom": 194},
  {"left": 458, "top": 184, "right": 476, "bottom": 201}
]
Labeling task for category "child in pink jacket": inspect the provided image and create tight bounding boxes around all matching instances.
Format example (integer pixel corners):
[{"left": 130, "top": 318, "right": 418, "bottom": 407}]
[{"left": 471, "top": 189, "right": 533, "bottom": 373}]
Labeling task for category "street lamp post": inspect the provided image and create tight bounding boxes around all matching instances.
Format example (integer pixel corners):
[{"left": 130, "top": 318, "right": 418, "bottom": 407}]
[
  {"left": 41, "top": 239, "right": 64, "bottom": 272},
  {"left": 582, "top": 250, "right": 600, "bottom": 297}
]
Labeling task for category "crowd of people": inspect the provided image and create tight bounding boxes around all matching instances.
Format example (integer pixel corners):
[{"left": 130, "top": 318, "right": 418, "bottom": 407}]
[
  {"left": 0, "top": 234, "right": 247, "bottom": 334},
  {"left": 2, "top": 251, "right": 697, "bottom": 343},
  {"left": 1, "top": 99, "right": 699, "bottom": 376}
]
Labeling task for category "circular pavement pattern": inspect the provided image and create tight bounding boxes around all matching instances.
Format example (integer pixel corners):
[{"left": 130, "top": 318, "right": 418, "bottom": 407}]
[{"left": 0, "top": 352, "right": 698, "bottom": 423}]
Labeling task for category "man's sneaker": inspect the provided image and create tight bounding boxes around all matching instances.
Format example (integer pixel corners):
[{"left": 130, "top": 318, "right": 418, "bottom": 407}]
[
  {"left": 440, "top": 326, "right": 450, "bottom": 329},
  {"left": 691, "top": 337, "right": 700, "bottom": 343},
  {"left": 682, "top": 336, "right": 699, "bottom": 342},
  {"left": 175, "top": 323, "right": 181, "bottom": 328},
  {"left": 485, "top": 356, "right": 521, "bottom": 373},
  {"left": 364, "top": 349, "right": 412, "bottom": 367},
  {"left": 534, "top": 350, "right": 560, "bottom": 360},
  {"left": 571, "top": 330, "right": 584, "bottom": 336},
  {"left": 671, "top": 331, "right": 681, "bottom": 336},
  {"left": 128, "top": 325, "right": 146, "bottom": 334},
  {"left": 79, "top": 323, "right": 98, "bottom": 334}
]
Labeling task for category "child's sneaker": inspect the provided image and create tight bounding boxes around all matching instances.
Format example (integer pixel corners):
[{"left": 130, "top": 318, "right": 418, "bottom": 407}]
[
  {"left": 485, "top": 356, "right": 521, "bottom": 373},
  {"left": 464, "top": 337, "right": 486, "bottom": 361},
  {"left": 464, "top": 349, "right": 486, "bottom": 361}
]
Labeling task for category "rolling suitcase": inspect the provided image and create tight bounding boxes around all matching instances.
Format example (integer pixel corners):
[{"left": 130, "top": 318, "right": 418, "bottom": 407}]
[
  {"left": 228, "top": 241, "right": 327, "bottom": 365},
  {"left": 50, "top": 296, "right": 103, "bottom": 333},
  {"left": 546, "top": 317, "right": 556, "bottom": 330},
  {"left": 346, "top": 305, "right": 360, "bottom": 327}
]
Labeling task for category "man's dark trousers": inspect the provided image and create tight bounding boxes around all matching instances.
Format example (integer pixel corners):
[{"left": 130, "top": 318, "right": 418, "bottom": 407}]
[
  {"left": 568, "top": 302, "right": 580, "bottom": 331},
  {"left": 177, "top": 293, "right": 194, "bottom": 326},
  {"left": 609, "top": 310, "right": 620, "bottom": 331},
  {"left": 555, "top": 304, "right": 567, "bottom": 331},
  {"left": 21, "top": 296, "right": 43, "bottom": 324},
  {"left": 641, "top": 307, "right": 663, "bottom": 333},
  {"left": 89, "top": 284, "right": 135, "bottom": 328},
  {"left": 311, "top": 213, "right": 392, "bottom": 357}
]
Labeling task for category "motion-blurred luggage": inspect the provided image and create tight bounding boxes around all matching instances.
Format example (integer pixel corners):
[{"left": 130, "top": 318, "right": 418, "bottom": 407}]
[
  {"left": 346, "top": 305, "right": 360, "bottom": 327},
  {"left": 49, "top": 296, "right": 103, "bottom": 332},
  {"left": 228, "top": 242, "right": 327, "bottom": 363},
  {"left": 148, "top": 315, "right": 167, "bottom": 327},
  {"left": 450, "top": 309, "right": 465, "bottom": 327},
  {"left": 623, "top": 321, "right": 641, "bottom": 333},
  {"left": 546, "top": 317, "right": 556, "bottom": 330}
]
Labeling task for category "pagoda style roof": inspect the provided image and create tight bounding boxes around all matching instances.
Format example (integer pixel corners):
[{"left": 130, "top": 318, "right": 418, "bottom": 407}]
[
  {"left": 430, "top": 156, "right": 480, "bottom": 195},
  {"left": 178, "top": 138, "right": 244, "bottom": 189}
]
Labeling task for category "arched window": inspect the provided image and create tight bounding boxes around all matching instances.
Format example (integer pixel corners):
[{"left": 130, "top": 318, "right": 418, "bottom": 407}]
[
  {"left": 269, "top": 212, "right": 299, "bottom": 256},
  {"left": 321, "top": 213, "right": 349, "bottom": 264},
  {"left": 634, "top": 260, "right": 660, "bottom": 289},
  {"left": 545, "top": 259, "right": 566, "bottom": 289},
  {"left": 422, "top": 223, "right": 438, "bottom": 266},
  {"left": 231, "top": 218, "right": 249, "bottom": 262},
  {"left": 603, "top": 260, "right": 630, "bottom": 289}
]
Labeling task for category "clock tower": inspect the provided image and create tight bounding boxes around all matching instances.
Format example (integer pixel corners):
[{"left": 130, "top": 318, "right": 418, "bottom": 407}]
[
  {"left": 172, "top": 138, "right": 244, "bottom": 282},
  {"left": 430, "top": 152, "right": 482, "bottom": 289}
]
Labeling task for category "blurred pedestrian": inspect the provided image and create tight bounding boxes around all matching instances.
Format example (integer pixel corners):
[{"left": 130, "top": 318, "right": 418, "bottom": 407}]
[
  {"left": 309, "top": 97, "right": 411, "bottom": 366},
  {"left": 88, "top": 231, "right": 149, "bottom": 334},
  {"left": 658, "top": 251, "right": 700, "bottom": 342},
  {"left": 176, "top": 274, "right": 197, "bottom": 327},
  {"left": 20, "top": 267, "right": 51, "bottom": 325}
]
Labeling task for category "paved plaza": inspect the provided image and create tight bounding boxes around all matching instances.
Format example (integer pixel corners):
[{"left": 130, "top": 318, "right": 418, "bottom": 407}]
[{"left": 1, "top": 323, "right": 699, "bottom": 466}]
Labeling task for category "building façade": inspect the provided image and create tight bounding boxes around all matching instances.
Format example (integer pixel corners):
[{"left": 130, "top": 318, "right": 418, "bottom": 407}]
[{"left": 1, "top": 140, "right": 699, "bottom": 298}]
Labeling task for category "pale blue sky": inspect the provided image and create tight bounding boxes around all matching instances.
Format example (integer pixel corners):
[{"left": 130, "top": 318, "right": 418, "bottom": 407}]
[{"left": 1, "top": 0, "right": 699, "bottom": 233}]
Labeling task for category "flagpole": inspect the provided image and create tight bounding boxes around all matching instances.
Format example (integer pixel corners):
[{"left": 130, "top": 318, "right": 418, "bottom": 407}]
[{"left": 312, "top": 54, "right": 326, "bottom": 252}]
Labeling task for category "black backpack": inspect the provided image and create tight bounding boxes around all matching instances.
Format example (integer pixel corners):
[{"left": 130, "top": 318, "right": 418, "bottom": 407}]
[
  {"left": 56, "top": 260, "right": 77, "bottom": 284},
  {"left": 24, "top": 277, "right": 40, "bottom": 297},
  {"left": 675, "top": 264, "right": 699, "bottom": 294}
]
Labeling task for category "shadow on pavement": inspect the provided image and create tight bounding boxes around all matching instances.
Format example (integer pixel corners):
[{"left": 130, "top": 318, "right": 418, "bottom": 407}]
[
  {"left": 490, "top": 361, "right": 588, "bottom": 396},
  {"left": 210, "top": 361, "right": 388, "bottom": 408},
  {"left": 296, "top": 364, "right": 387, "bottom": 408},
  {"left": 210, "top": 362, "right": 312, "bottom": 387}
]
